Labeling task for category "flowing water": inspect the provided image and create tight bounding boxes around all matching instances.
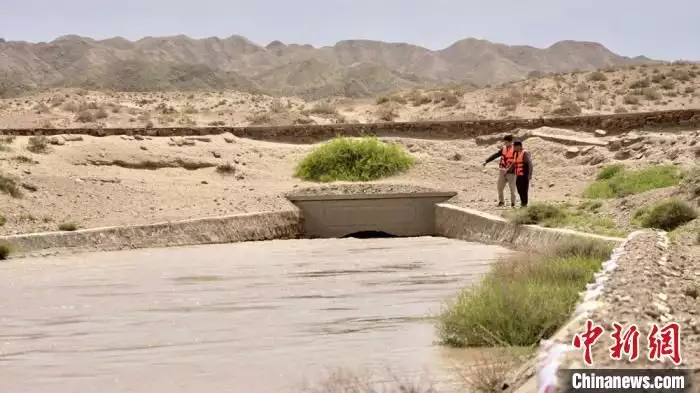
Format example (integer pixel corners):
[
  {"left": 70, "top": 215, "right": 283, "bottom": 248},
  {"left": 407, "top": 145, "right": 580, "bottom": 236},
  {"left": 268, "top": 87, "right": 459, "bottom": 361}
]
[{"left": 0, "top": 237, "right": 511, "bottom": 393}]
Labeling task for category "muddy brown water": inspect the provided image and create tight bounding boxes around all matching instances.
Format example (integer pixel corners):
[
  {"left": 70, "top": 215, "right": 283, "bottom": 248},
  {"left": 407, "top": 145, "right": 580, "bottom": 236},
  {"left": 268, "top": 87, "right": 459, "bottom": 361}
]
[{"left": 0, "top": 237, "right": 511, "bottom": 393}]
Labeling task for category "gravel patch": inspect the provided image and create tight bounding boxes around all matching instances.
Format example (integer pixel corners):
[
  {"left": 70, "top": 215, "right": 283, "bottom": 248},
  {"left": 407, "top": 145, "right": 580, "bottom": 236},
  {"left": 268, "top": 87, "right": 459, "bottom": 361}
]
[{"left": 285, "top": 183, "right": 445, "bottom": 197}]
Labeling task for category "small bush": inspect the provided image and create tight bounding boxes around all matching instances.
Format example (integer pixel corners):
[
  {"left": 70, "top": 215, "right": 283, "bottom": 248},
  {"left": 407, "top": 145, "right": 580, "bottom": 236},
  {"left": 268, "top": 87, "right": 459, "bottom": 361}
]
[
  {"left": 587, "top": 71, "right": 607, "bottom": 82},
  {"left": 642, "top": 87, "right": 662, "bottom": 101},
  {"left": 375, "top": 105, "right": 398, "bottom": 122},
  {"left": 584, "top": 165, "right": 681, "bottom": 199},
  {"left": 597, "top": 164, "right": 625, "bottom": 180},
  {"left": 0, "top": 215, "right": 5, "bottom": 226},
  {"left": 26, "top": 136, "right": 49, "bottom": 154},
  {"left": 623, "top": 95, "right": 640, "bottom": 105},
  {"left": 0, "top": 173, "right": 22, "bottom": 198},
  {"left": 437, "top": 239, "right": 611, "bottom": 347},
  {"left": 309, "top": 101, "right": 338, "bottom": 116},
  {"left": 630, "top": 78, "right": 651, "bottom": 89},
  {"left": 375, "top": 95, "right": 407, "bottom": 105},
  {"left": 0, "top": 241, "right": 12, "bottom": 260},
  {"left": 294, "top": 137, "right": 414, "bottom": 182},
  {"left": 511, "top": 203, "right": 567, "bottom": 226},
  {"left": 58, "top": 222, "right": 79, "bottom": 231},
  {"left": 75, "top": 110, "right": 96, "bottom": 123},
  {"left": 639, "top": 199, "right": 697, "bottom": 231},
  {"left": 216, "top": 162, "right": 236, "bottom": 174},
  {"left": 549, "top": 100, "right": 582, "bottom": 116}
]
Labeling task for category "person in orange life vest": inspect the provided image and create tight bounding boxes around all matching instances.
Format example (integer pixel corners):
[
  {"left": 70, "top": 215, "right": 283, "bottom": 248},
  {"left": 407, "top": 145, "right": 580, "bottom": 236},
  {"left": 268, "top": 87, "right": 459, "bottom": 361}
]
[
  {"left": 512, "top": 140, "right": 533, "bottom": 207},
  {"left": 482, "top": 134, "right": 516, "bottom": 207}
]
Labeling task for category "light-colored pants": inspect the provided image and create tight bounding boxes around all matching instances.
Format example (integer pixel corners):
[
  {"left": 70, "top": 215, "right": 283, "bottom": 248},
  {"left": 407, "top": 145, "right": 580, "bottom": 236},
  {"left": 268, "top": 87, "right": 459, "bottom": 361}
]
[{"left": 497, "top": 171, "right": 516, "bottom": 205}]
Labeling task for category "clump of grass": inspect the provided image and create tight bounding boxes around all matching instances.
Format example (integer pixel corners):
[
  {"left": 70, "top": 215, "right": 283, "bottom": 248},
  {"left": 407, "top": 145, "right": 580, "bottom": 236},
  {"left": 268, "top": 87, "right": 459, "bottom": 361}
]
[
  {"left": 597, "top": 164, "right": 625, "bottom": 180},
  {"left": 458, "top": 348, "right": 527, "bottom": 393},
  {"left": 58, "top": 222, "right": 79, "bottom": 231},
  {"left": 308, "top": 101, "right": 338, "bottom": 116},
  {"left": 294, "top": 137, "right": 415, "bottom": 182},
  {"left": 437, "top": 239, "right": 613, "bottom": 347},
  {"left": 0, "top": 240, "right": 12, "bottom": 260},
  {"left": 0, "top": 215, "right": 5, "bottom": 226},
  {"left": 0, "top": 173, "right": 22, "bottom": 198},
  {"left": 215, "top": 162, "right": 236, "bottom": 175},
  {"left": 26, "top": 136, "right": 50, "bottom": 154},
  {"left": 636, "top": 199, "right": 697, "bottom": 231},
  {"left": 583, "top": 165, "right": 681, "bottom": 199},
  {"left": 510, "top": 203, "right": 567, "bottom": 226}
]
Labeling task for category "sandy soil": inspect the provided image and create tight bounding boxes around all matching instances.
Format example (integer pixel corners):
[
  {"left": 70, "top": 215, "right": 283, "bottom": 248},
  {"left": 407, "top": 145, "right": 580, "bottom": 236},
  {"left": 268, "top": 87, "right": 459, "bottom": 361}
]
[
  {"left": 1, "top": 63, "right": 699, "bottom": 129},
  {"left": 0, "top": 127, "right": 697, "bottom": 238}
]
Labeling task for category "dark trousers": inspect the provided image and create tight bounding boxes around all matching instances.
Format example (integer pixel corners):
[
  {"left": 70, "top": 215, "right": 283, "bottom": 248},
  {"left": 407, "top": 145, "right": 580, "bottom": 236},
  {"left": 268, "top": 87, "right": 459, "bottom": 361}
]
[{"left": 516, "top": 176, "right": 529, "bottom": 206}]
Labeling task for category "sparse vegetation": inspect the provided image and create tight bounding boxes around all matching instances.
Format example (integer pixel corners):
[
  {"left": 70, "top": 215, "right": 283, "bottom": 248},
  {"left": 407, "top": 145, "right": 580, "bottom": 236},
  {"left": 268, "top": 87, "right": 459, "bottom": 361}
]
[
  {"left": 437, "top": 239, "right": 612, "bottom": 347},
  {"left": 635, "top": 199, "right": 698, "bottom": 231},
  {"left": 0, "top": 172, "right": 22, "bottom": 198},
  {"left": 294, "top": 137, "right": 415, "bottom": 182},
  {"left": 507, "top": 202, "right": 625, "bottom": 237},
  {"left": 26, "top": 136, "right": 50, "bottom": 154},
  {"left": 584, "top": 165, "right": 681, "bottom": 199},
  {"left": 0, "top": 240, "right": 12, "bottom": 260}
]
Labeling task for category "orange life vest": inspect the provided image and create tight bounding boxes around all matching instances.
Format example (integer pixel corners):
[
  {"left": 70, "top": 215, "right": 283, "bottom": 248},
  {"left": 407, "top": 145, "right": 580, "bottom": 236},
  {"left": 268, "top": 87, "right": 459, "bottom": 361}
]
[
  {"left": 499, "top": 146, "right": 515, "bottom": 169},
  {"left": 514, "top": 150, "right": 527, "bottom": 176}
]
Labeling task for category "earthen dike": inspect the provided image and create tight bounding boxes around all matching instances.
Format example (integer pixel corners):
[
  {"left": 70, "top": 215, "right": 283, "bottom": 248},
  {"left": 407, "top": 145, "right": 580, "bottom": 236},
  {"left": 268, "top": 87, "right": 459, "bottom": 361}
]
[{"left": 1, "top": 108, "right": 699, "bottom": 142}]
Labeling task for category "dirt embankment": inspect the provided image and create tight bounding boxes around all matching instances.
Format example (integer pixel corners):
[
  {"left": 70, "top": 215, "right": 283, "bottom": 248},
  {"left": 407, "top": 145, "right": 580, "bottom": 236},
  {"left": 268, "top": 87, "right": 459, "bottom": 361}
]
[{"left": 1, "top": 109, "right": 700, "bottom": 143}]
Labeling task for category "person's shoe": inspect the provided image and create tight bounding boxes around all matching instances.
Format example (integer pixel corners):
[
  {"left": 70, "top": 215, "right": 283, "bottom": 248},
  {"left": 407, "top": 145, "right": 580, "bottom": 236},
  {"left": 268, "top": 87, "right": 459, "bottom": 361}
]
[
  {"left": 497, "top": 202, "right": 504, "bottom": 207},
  {"left": 511, "top": 203, "right": 516, "bottom": 208},
  {"left": 520, "top": 204, "right": 528, "bottom": 208}
]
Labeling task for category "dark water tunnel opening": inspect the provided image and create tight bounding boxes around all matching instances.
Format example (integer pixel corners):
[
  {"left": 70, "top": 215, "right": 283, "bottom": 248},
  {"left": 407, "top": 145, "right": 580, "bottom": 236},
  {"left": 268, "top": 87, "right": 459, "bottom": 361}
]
[{"left": 341, "top": 231, "right": 398, "bottom": 239}]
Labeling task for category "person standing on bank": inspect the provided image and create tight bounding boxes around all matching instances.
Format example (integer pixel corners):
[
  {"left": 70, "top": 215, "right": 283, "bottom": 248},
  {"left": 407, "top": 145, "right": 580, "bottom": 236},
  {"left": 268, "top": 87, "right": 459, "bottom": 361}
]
[
  {"left": 512, "top": 140, "right": 533, "bottom": 207},
  {"left": 482, "top": 135, "right": 516, "bottom": 207}
]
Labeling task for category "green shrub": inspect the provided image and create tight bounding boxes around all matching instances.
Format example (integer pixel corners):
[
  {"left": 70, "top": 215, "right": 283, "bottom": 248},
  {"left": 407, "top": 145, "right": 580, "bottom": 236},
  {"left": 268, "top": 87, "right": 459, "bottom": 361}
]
[
  {"left": 511, "top": 203, "right": 567, "bottom": 226},
  {"left": 294, "top": 137, "right": 415, "bottom": 182},
  {"left": 437, "top": 240, "right": 611, "bottom": 347},
  {"left": 0, "top": 241, "right": 11, "bottom": 260},
  {"left": 639, "top": 199, "right": 697, "bottom": 231},
  {"left": 584, "top": 165, "right": 681, "bottom": 198},
  {"left": 597, "top": 164, "right": 625, "bottom": 180}
]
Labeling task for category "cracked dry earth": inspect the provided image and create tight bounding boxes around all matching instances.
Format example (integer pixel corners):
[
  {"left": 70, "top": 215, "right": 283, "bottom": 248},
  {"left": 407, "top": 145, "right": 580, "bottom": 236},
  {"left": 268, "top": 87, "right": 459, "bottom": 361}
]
[{"left": 568, "top": 231, "right": 700, "bottom": 379}]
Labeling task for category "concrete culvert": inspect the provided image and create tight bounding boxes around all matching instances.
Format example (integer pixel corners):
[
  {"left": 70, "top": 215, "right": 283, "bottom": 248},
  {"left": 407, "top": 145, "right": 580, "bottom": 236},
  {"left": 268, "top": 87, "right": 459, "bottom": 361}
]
[{"left": 341, "top": 230, "right": 397, "bottom": 239}]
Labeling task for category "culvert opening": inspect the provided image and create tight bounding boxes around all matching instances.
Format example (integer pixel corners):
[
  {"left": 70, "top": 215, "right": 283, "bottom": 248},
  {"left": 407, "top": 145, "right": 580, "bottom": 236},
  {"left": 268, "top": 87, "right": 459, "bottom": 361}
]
[
  {"left": 285, "top": 186, "right": 457, "bottom": 239},
  {"left": 341, "top": 231, "right": 398, "bottom": 239}
]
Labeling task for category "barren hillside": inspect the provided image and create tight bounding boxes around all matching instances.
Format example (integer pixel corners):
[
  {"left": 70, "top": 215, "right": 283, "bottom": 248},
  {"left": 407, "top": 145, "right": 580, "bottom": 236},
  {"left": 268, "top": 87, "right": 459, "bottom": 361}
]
[
  {"left": 1, "top": 62, "right": 698, "bottom": 129},
  {"left": 0, "top": 35, "right": 656, "bottom": 99}
]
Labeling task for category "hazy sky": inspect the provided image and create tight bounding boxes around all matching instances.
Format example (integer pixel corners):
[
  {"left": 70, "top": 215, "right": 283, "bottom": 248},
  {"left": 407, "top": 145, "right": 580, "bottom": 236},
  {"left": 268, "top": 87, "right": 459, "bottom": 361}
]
[{"left": 1, "top": 0, "right": 698, "bottom": 61}]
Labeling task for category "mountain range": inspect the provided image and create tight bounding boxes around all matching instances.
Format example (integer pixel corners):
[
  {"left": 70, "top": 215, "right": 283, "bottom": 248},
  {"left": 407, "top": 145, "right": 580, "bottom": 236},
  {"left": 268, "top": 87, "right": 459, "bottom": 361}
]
[{"left": 0, "top": 34, "right": 659, "bottom": 99}]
